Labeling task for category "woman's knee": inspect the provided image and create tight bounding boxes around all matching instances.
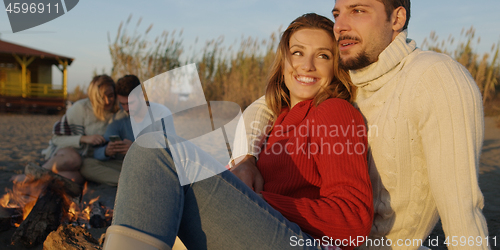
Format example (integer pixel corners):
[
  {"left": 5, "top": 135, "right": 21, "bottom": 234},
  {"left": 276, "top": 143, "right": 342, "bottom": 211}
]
[
  {"left": 122, "top": 137, "right": 174, "bottom": 177},
  {"left": 51, "top": 148, "right": 82, "bottom": 171},
  {"left": 58, "top": 171, "right": 85, "bottom": 184}
]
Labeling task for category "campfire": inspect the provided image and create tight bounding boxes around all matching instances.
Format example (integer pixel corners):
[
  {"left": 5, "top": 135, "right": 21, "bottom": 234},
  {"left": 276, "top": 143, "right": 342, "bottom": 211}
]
[{"left": 0, "top": 163, "right": 112, "bottom": 248}]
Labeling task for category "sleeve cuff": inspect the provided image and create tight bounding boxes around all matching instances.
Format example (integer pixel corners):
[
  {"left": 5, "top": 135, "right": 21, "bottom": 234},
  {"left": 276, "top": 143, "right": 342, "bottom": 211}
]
[{"left": 93, "top": 145, "right": 110, "bottom": 161}]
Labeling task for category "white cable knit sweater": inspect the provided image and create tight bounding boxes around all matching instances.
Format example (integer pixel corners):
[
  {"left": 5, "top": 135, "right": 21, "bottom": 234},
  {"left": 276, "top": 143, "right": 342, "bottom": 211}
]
[
  {"left": 232, "top": 31, "right": 490, "bottom": 249},
  {"left": 351, "top": 31, "right": 488, "bottom": 249}
]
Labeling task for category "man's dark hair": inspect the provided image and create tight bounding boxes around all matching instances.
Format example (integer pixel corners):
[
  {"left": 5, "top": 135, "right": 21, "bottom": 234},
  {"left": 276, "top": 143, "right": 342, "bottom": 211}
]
[
  {"left": 115, "top": 75, "right": 141, "bottom": 96},
  {"left": 378, "top": 0, "right": 410, "bottom": 30}
]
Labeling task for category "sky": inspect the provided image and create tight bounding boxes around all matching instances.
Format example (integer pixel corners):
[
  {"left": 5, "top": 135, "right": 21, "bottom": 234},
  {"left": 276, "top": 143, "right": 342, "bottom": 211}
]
[{"left": 1, "top": 0, "right": 499, "bottom": 92}]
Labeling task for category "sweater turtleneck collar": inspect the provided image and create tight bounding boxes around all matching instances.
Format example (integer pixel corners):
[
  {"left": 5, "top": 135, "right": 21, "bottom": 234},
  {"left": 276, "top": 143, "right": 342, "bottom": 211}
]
[{"left": 349, "top": 30, "right": 417, "bottom": 91}]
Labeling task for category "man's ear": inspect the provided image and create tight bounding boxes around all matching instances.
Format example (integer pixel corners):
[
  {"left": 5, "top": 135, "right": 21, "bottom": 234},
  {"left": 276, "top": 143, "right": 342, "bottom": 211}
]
[{"left": 391, "top": 6, "right": 406, "bottom": 32}]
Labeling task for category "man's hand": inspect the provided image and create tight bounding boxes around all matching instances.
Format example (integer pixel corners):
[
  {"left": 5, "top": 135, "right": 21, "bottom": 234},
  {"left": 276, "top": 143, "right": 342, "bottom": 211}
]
[
  {"left": 230, "top": 155, "right": 264, "bottom": 194},
  {"left": 117, "top": 139, "right": 133, "bottom": 154},
  {"left": 80, "top": 134, "right": 105, "bottom": 145},
  {"left": 105, "top": 139, "right": 133, "bottom": 157}
]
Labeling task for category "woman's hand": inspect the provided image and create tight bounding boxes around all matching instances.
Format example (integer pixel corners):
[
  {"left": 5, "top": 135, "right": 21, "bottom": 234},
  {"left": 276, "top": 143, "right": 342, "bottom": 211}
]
[
  {"left": 80, "top": 134, "right": 105, "bottom": 145},
  {"left": 230, "top": 155, "right": 264, "bottom": 194}
]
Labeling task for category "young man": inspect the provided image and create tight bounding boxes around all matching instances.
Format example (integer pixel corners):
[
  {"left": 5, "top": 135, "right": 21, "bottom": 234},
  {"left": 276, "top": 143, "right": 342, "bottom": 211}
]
[{"left": 231, "top": 0, "right": 490, "bottom": 249}]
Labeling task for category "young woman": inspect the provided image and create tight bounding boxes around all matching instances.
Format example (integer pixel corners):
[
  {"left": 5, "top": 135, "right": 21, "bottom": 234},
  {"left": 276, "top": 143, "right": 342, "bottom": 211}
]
[
  {"left": 104, "top": 13, "right": 372, "bottom": 250},
  {"left": 41, "top": 75, "right": 126, "bottom": 183}
]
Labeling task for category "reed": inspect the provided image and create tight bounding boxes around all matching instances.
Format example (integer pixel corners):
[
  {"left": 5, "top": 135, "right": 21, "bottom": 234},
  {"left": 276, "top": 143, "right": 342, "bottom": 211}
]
[
  {"left": 107, "top": 15, "right": 184, "bottom": 83},
  {"left": 107, "top": 16, "right": 278, "bottom": 110},
  {"left": 196, "top": 34, "right": 277, "bottom": 108},
  {"left": 67, "top": 84, "right": 87, "bottom": 103},
  {"left": 104, "top": 18, "right": 500, "bottom": 117}
]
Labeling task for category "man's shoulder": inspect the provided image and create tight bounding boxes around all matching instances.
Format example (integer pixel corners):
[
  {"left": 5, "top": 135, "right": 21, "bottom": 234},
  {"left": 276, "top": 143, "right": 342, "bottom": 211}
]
[
  {"left": 402, "top": 49, "right": 468, "bottom": 82},
  {"left": 114, "top": 109, "right": 128, "bottom": 120},
  {"left": 150, "top": 102, "right": 172, "bottom": 116},
  {"left": 401, "top": 49, "right": 479, "bottom": 101},
  {"left": 406, "top": 49, "right": 456, "bottom": 68},
  {"left": 110, "top": 114, "right": 130, "bottom": 125},
  {"left": 105, "top": 115, "right": 131, "bottom": 136}
]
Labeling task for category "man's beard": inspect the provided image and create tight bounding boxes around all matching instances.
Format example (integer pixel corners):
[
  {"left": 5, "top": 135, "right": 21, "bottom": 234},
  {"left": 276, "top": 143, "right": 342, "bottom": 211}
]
[{"left": 339, "top": 51, "right": 372, "bottom": 70}]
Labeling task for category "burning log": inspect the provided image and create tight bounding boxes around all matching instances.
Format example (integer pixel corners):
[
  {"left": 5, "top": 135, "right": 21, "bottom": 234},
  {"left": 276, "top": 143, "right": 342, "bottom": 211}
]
[
  {"left": 1, "top": 163, "right": 113, "bottom": 248},
  {"left": 89, "top": 201, "right": 107, "bottom": 228},
  {"left": 11, "top": 183, "right": 64, "bottom": 247},
  {"left": 11, "top": 164, "right": 84, "bottom": 247},
  {"left": 24, "top": 162, "right": 82, "bottom": 198},
  {"left": 0, "top": 207, "right": 12, "bottom": 232},
  {"left": 0, "top": 207, "right": 20, "bottom": 232},
  {"left": 43, "top": 224, "right": 101, "bottom": 250}
]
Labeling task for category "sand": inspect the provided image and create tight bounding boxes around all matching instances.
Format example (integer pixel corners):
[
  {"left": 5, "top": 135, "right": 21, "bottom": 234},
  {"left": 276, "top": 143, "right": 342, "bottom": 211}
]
[{"left": 0, "top": 113, "right": 498, "bottom": 249}]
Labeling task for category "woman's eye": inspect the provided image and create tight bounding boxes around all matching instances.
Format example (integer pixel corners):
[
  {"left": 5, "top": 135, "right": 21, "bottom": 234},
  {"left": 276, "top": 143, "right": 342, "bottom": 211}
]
[
  {"left": 354, "top": 9, "right": 364, "bottom": 13},
  {"left": 292, "top": 51, "right": 302, "bottom": 56},
  {"left": 319, "top": 54, "right": 330, "bottom": 59}
]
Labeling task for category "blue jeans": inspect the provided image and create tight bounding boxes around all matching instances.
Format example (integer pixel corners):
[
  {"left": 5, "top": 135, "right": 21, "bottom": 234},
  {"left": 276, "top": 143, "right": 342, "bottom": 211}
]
[{"left": 112, "top": 132, "right": 325, "bottom": 249}]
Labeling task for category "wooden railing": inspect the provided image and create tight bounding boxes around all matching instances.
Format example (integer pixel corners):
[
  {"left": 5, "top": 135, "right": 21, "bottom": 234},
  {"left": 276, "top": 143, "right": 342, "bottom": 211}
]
[{"left": 0, "top": 82, "right": 65, "bottom": 98}]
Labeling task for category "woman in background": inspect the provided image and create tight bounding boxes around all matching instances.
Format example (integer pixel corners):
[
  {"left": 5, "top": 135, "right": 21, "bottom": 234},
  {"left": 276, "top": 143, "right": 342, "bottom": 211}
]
[
  {"left": 104, "top": 13, "right": 372, "bottom": 250},
  {"left": 41, "top": 75, "right": 126, "bottom": 183}
]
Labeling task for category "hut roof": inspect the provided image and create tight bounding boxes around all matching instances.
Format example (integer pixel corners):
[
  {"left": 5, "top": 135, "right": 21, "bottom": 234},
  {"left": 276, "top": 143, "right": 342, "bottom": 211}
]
[{"left": 0, "top": 39, "right": 73, "bottom": 65}]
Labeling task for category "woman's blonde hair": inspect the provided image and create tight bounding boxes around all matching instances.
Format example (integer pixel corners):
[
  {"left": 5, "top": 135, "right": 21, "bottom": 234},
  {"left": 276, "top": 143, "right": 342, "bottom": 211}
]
[
  {"left": 87, "top": 75, "right": 118, "bottom": 121},
  {"left": 265, "top": 13, "right": 355, "bottom": 120}
]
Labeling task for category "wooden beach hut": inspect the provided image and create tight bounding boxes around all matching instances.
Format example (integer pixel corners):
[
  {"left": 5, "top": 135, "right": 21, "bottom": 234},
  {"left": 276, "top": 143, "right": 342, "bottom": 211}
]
[{"left": 0, "top": 39, "right": 73, "bottom": 113}]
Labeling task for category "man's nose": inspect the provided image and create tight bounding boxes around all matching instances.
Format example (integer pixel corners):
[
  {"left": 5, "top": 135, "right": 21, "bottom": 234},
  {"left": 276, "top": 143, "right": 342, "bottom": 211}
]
[{"left": 333, "top": 13, "right": 350, "bottom": 36}]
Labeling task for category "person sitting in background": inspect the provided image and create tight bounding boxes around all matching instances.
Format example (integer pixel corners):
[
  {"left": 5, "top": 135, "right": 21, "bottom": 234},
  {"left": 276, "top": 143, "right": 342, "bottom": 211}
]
[
  {"left": 41, "top": 75, "right": 126, "bottom": 184},
  {"left": 81, "top": 74, "right": 175, "bottom": 186}
]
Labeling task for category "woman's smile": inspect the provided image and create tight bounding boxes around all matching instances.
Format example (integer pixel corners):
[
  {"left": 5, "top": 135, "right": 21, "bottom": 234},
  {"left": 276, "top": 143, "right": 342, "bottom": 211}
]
[{"left": 294, "top": 75, "right": 319, "bottom": 85}]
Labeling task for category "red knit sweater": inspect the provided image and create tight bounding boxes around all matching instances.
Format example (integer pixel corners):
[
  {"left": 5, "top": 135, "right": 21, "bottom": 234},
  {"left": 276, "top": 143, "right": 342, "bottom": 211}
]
[{"left": 257, "top": 98, "right": 373, "bottom": 249}]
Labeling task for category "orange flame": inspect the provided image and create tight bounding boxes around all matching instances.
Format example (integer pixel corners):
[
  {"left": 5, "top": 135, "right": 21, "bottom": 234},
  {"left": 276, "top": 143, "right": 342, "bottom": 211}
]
[
  {"left": 89, "top": 196, "right": 100, "bottom": 205},
  {"left": 0, "top": 175, "right": 51, "bottom": 226},
  {"left": 0, "top": 192, "right": 12, "bottom": 208},
  {"left": 51, "top": 163, "right": 59, "bottom": 174},
  {"left": 82, "top": 182, "right": 88, "bottom": 196},
  {"left": 1, "top": 178, "right": 113, "bottom": 228}
]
